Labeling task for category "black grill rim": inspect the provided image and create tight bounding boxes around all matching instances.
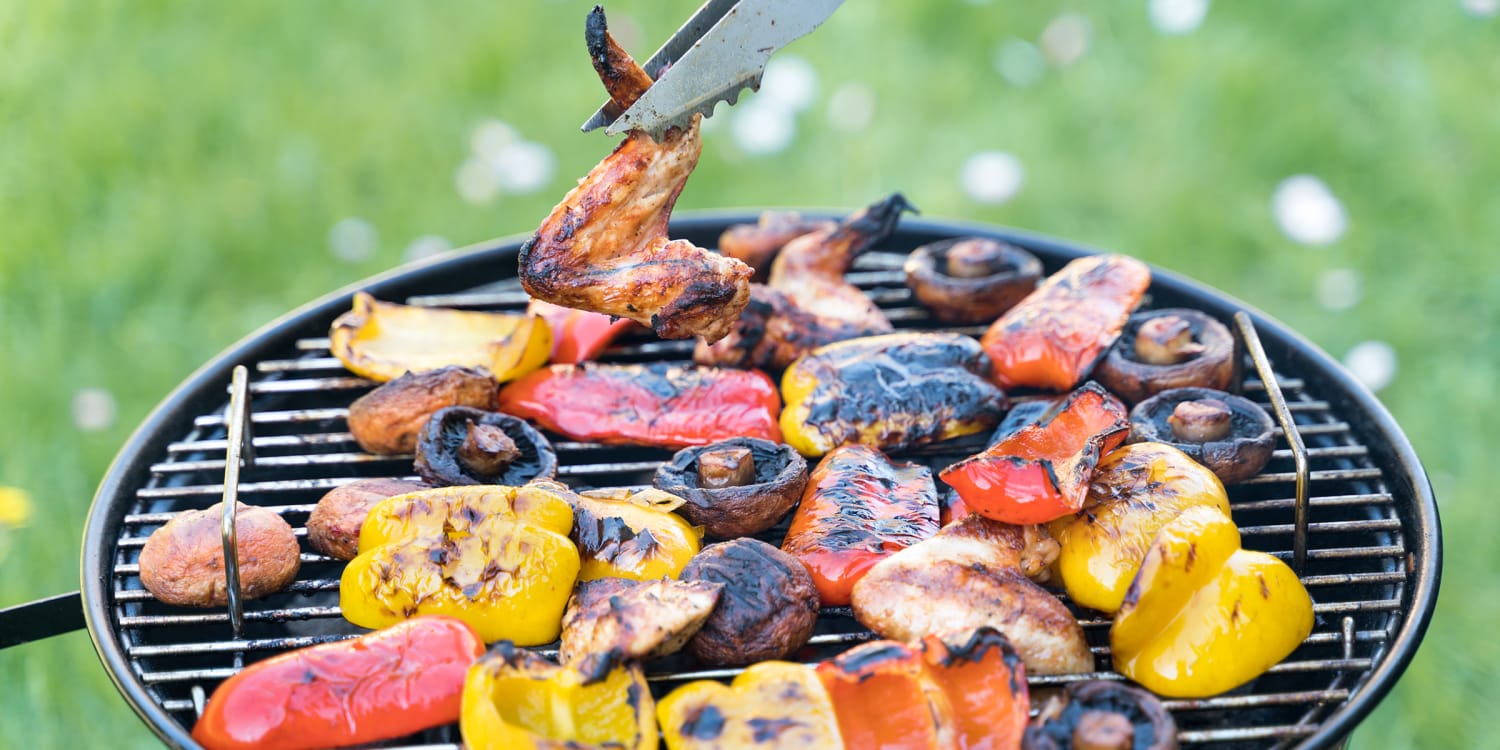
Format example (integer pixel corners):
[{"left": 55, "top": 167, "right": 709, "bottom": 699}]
[{"left": 79, "top": 211, "right": 1442, "bottom": 749}]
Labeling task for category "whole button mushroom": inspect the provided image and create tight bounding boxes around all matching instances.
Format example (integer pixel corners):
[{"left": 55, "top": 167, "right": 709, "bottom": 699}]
[
  {"left": 653, "top": 437, "right": 809, "bottom": 538},
  {"left": 346, "top": 366, "right": 499, "bottom": 455},
  {"left": 905, "top": 237, "right": 1043, "bottom": 324},
  {"left": 1094, "top": 308, "right": 1237, "bottom": 405},
  {"left": 1128, "top": 387, "right": 1276, "bottom": 484}
]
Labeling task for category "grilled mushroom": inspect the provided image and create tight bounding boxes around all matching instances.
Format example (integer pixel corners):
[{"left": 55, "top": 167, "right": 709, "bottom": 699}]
[
  {"left": 653, "top": 437, "right": 809, "bottom": 538},
  {"left": 346, "top": 366, "right": 499, "bottom": 455},
  {"left": 306, "top": 477, "right": 428, "bottom": 560},
  {"left": 139, "top": 502, "right": 300, "bottom": 608},
  {"left": 413, "top": 406, "right": 557, "bottom": 486},
  {"left": 1093, "top": 308, "right": 1237, "bottom": 405},
  {"left": 905, "top": 237, "right": 1043, "bottom": 324},
  {"left": 682, "top": 538, "right": 820, "bottom": 666},
  {"left": 1128, "top": 387, "right": 1275, "bottom": 484},
  {"left": 1023, "top": 681, "right": 1179, "bottom": 750}
]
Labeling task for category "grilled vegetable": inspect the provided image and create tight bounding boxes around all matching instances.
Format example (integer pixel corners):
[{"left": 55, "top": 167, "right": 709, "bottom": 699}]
[
  {"left": 682, "top": 538, "right": 820, "bottom": 666},
  {"left": 653, "top": 437, "right": 809, "bottom": 538},
  {"left": 413, "top": 406, "right": 557, "bottom": 486},
  {"left": 340, "top": 484, "right": 579, "bottom": 644},
  {"left": 1049, "top": 442, "right": 1230, "bottom": 614},
  {"left": 346, "top": 366, "right": 499, "bottom": 455},
  {"left": 527, "top": 298, "right": 637, "bottom": 364},
  {"left": 571, "top": 487, "right": 703, "bottom": 582},
  {"left": 1111, "top": 506, "right": 1314, "bottom": 697},
  {"left": 815, "top": 626, "right": 1029, "bottom": 750},
  {"left": 498, "top": 362, "right": 782, "bottom": 448},
  {"left": 306, "top": 477, "right": 427, "bottom": 561},
  {"left": 139, "top": 502, "right": 299, "bottom": 608},
  {"left": 330, "top": 292, "right": 550, "bottom": 383},
  {"left": 1129, "top": 387, "right": 1276, "bottom": 484},
  {"left": 852, "top": 514, "right": 1092, "bottom": 676},
  {"left": 980, "top": 254, "right": 1151, "bottom": 391},
  {"left": 1023, "top": 681, "right": 1179, "bottom": 750},
  {"left": 782, "top": 444, "right": 940, "bottom": 606},
  {"left": 657, "top": 661, "right": 842, "bottom": 750},
  {"left": 192, "top": 616, "right": 484, "bottom": 750},
  {"left": 779, "top": 332, "right": 1007, "bottom": 457},
  {"left": 905, "top": 237, "right": 1043, "bottom": 324},
  {"left": 460, "top": 642, "right": 657, "bottom": 750},
  {"left": 518, "top": 8, "right": 751, "bottom": 342},
  {"left": 941, "top": 382, "right": 1129, "bottom": 525},
  {"left": 1093, "top": 308, "right": 1237, "bottom": 405},
  {"left": 559, "top": 577, "right": 723, "bottom": 680}
]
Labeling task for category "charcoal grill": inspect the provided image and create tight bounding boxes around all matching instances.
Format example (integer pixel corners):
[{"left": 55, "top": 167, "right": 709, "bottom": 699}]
[{"left": 0, "top": 214, "right": 1440, "bottom": 748}]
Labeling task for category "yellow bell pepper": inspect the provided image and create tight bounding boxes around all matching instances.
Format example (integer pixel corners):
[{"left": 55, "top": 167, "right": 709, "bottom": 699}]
[
  {"left": 461, "top": 642, "right": 657, "bottom": 750},
  {"left": 572, "top": 487, "right": 703, "bottom": 582},
  {"left": 1049, "top": 442, "right": 1230, "bottom": 613},
  {"left": 1111, "top": 505, "right": 1314, "bottom": 697},
  {"left": 357, "top": 483, "right": 575, "bottom": 554},
  {"left": 656, "top": 661, "right": 842, "bottom": 750},
  {"left": 341, "top": 485, "right": 580, "bottom": 645},
  {"left": 330, "top": 291, "right": 551, "bottom": 383}
]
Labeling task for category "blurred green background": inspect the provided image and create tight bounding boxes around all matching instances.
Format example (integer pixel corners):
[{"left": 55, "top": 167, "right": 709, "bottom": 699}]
[{"left": 1, "top": 0, "right": 1493, "bottom": 747}]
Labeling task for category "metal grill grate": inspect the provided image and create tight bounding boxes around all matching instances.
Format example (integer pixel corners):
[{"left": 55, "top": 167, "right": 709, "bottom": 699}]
[{"left": 106, "top": 249, "right": 1412, "bottom": 749}]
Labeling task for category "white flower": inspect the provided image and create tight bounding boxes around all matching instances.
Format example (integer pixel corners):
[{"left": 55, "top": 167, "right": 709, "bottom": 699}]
[
  {"left": 492, "top": 141, "right": 557, "bottom": 194},
  {"left": 1343, "top": 341, "right": 1397, "bottom": 392},
  {"left": 1041, "top": 13, "right": 1093, "bottom": 67},
  {"left": 961, "top": 152, "right": 1026, "bottom": 205},
  {"left": 1272, "top": 175, "right": 1348, "bottom": 246},
  {"left": 827, "top": 82, "right": 876, "bottom": 133},
  {"left": 72, "top": 388, "right": 118, "bottom": 432},
  {"left": 732, "top": 97, "right": 797, "bottom": 156},
  {"left": 327, "top": 217, "right": 377, "bottom": 263},
  {"left": 760, "top": 56, "right": 819, "bottom": 113},
  {"left": 1149, "top": 0, "right": 1210, "bottom": 35},
  {"left": 1315, "top": 268, "right": 1362, "bottom": 311}
]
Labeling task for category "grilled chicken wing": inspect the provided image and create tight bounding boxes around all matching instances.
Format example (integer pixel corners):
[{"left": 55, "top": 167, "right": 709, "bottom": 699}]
[
  {"left": 718, "top": 211, "right": 833, "bottom": 278},
  {"left": 518, "top": 7, "right": 752, "bottom": 342},
  {"left": 851, "top": 514, "right": 1093, "bottom": 675},
  {"left": 693, "top": 195, "right": 914, "bottom": 369},
  {"left": 558, "top": 577, "right": 723, "bottom": 681}
]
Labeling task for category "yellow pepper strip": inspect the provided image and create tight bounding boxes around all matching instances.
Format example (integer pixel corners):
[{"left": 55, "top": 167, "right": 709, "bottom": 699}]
[
  {"left": 1049, "top": 442, "right": 1230, "bottom": 613},
  {"left": 1111, "top": 505, "right": 1314, "bottom": 697},
  {"left": 461, "top": 642, "right": 657, "bottom": 750},
  {"left": 657, "top": 661, "right": 842, "bottom": 750},
  {"left": 341, "top": 487, "right": 579, "bottom": 645},
  {"left": 330, "top": 292, "right": 552, "bottom": 383},
  {"left": 358, "top": 484, "right": 575, "bottom": 554},
  {"left": 572, "top": 487, "right": 703, "bottom": 582}
]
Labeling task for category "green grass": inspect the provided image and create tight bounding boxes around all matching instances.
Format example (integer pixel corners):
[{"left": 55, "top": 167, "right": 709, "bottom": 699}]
[{"left": 1, "top": 1, "right": 1492, "bottom": 747}]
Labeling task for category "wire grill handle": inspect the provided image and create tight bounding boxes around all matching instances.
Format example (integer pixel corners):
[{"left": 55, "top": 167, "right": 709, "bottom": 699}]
[
  {"left": 1235, "top": 312, "right": 1310, "bottom": 573},
  {"left": 219, "top": 365, "right": 256, "bottom": 638}
]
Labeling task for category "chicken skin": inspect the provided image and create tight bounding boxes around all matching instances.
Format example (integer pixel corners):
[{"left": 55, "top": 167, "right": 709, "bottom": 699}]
[{"left": 519, "top": 7, "right": 752, "bottom": 342}]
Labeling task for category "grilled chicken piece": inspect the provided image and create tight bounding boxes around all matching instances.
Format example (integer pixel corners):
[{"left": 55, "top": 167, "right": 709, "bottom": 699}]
[
  {"left": 851, "top": 514, "right": 1093, "bottom": 675},
  {"left": 693, "top": 196, "right": 914, "bottom": 369},
  {"left": 518, "top": 7, "right": 752, "bottom": 342},
  {"left": 718, "top": 211, "right": 834, "bottom": 278},
  {"left": 559, "top": 577, "right": 724, "bottom": 681}
]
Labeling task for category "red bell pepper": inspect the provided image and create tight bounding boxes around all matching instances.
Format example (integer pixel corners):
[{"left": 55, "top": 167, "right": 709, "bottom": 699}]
[
  {"left": 782, "top": 444, "right": 939, "bottom": 606},
  {"left": 497, "top": 362, "right": 781, "bottom": 448},
  {"left": 940, "top": 382, "right": 1129, "bottom": 525},
  {"left": 192, "top": 616, "right": 484, "bottom": 750},
  {"left": 815, "top": 626, "right": 1029, "bottom": 750},
  {"left": 980, "top": 254, "right": 1151, "bottom": 391},
  {"left": 527, "top": 298, "right": 637, "bottom": 364}
]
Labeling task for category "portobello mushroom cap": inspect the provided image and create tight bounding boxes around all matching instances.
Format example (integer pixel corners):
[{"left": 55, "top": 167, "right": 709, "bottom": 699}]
[
  {"left": 681, "top": 538, "right": 820, "bottom": 666},
  {"left": 346, "top": 365, "right": 499, "bottom": 455},
  {"left": 653, "top": 437, "right": 809, "bottom": 538},
  {"left": 1093, "top": 308, "right": 1237, "bottom": 405},
  {"left": 413, "top": 406, "right": 557, "bottom": 486},
  {"left": 1128, "top": 387, "right": 1275, "bottom": 484},
  {"left": 904, "top": 237, "right": 1043, "bottom": 324},
  {"left": 1023, "top": 680, "right": 1179, "bottom": 750}
]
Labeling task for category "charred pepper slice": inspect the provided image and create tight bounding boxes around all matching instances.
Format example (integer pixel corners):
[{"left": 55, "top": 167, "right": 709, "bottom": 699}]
[
  {"left": 779, "top": 332, "right": 1007, "bottom": 457},
  {"left": 980, "top": 254, "right": 1151, "bottom": 391},
  {"left": 1111, "top": 505, "right": 1314, "bottom": 697},
  {"left": 1049, "top": 442, "right": 1230, "bottom": 614},
  {"left": 527, "top": 298, "right": 637, "bottom": 364},
  {"left": 656, "top": 661, "right": 843, "bottom": 749},
  {"left": 191, "top": 616, "right": 485, "bottom": 750},
  {"left": 941, "top": 382, "right": 1130, "bottom": 525},
  {"left": 782, "top": 444, "right": 940, "bottom": 606},
  {"left": 341, "top": 485, "right": 580, "bottom": 645},
  {"left": 460, "top": 643, "right": 657, "bottom": 750},
  {"left": 570, "top": 486, "right": 703, "bottom": 582},
  {"left": 330, "top": 292, "right": 551, "bottom": 384},
  {"left": 917, "top": 627, "right": 1031, "bottom": 750},
  {"left": 497, "top": 362, "right": 782, "bottom": 448}
]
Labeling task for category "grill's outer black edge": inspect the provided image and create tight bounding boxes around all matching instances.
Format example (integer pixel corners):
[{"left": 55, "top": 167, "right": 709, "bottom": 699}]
[{"left": 79, "top": 211, "right": 1442, "bottom": 749}]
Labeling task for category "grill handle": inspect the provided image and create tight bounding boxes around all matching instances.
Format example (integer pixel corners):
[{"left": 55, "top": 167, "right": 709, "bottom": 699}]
[
  {"left": 0, "top": 591, "right": 85, "bottom": 648},
  {"left": 1235, "top": 311, "right": 1311, "bottom": 573}
]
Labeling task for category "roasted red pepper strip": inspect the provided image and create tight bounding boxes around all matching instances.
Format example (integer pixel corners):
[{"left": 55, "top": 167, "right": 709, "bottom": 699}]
[
  {"left": 980, "top": 254, "right": 1150, "bottom": 391},
  {"left": 782, "top": 444, "right": 939, "bottom": 606},
  {"left": 527, "top": 298, "right": 637, "bottom": 364},
  {"left": 497, "top": 362, "right": 782, "bottom": 448},
  {"left": 941, "top": 382, "right": 1129, "bottom": 525},
  {"left": 919, "top": 628, "right": 1030, "bottom": 750},
  {"left": 192, "top": 616, "right": 484, "bottom": 750}
]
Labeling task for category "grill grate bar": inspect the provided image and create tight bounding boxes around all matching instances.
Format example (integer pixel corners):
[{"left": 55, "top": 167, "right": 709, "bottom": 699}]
[
  {"left": 168, "top": 433, "right": 356, "bottom": 453},
  {"left": 1241, "top": 468, "right": 1385, "bottom": 485},
  {"left": 1233, "top": 493, "right": 1394, "bottom": 512},
  {"left": 149, "top": 452, "right": 400, "bottom": 474},
  {"left": 195, "top": 408, "right": 347, "bottom": 428}
]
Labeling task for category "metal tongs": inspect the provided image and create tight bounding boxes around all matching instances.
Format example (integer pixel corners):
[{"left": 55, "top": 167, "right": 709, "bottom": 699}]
[{"left": 581, "top": 0, "right": 845, "bottom": 138}]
